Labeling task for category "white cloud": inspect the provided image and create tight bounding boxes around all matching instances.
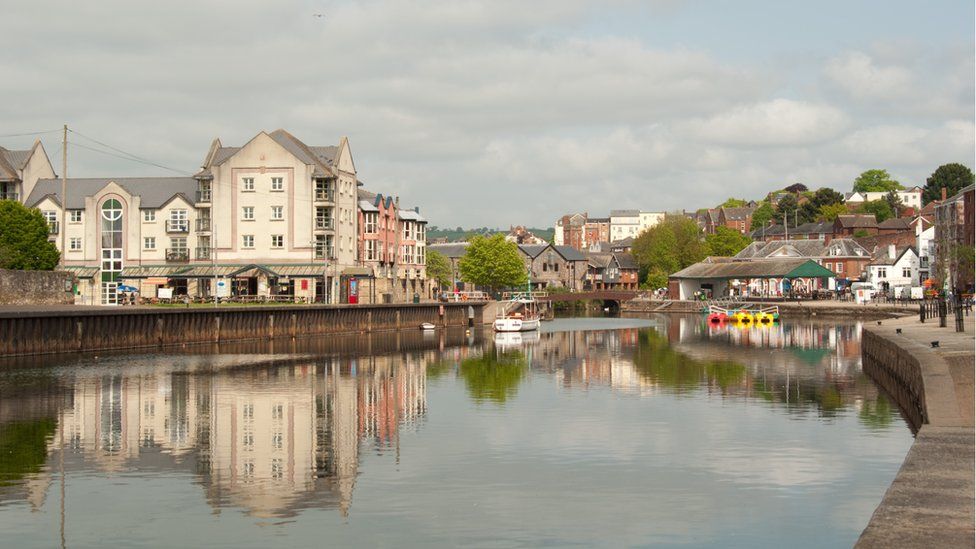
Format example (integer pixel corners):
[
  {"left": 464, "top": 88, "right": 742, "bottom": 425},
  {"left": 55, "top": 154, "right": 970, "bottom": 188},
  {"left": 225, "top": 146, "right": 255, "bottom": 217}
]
[
  {"left": 680, "top": 99, "right": 850, "bottom": 147},
  {"left": 824, "top": 51, "right": 913, "bottom": 100}
]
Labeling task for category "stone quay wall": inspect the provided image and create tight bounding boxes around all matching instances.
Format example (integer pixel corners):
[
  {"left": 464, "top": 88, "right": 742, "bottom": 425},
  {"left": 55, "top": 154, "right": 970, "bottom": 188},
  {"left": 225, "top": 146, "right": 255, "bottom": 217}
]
[
  {"left": 0, "top": 269, "right": 74, "bottom": 306},
  {"left": 861, "top": 328, "right": 927, "bottom": 431},
  {"left": 0, "top": 302, "right": 485, "bottom": 357}
]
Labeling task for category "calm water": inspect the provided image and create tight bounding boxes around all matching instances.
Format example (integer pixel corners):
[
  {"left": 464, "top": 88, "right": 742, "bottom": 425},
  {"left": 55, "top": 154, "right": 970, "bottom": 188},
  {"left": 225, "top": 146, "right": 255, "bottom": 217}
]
[{"left": 0, "top": 315, "right": 912, "bottom": 548}]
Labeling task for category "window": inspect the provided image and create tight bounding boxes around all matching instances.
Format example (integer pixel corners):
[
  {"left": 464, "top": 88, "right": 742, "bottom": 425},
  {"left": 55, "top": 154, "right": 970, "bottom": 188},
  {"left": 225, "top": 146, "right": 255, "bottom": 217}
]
[
  {"left": 170, "top": 237, "right": 187, "bottom": 250},
  {"left": 144, "top": 237, "right": 156, "bottom": 250},
  {"left": 42, "top": 210, "right": 57, "bottom": 224},
  {"left": 271, "top": 235, "right": 283, "bottom": 248},
  {"left": 271, "top": 206, "right": 283, "bottom": 220},
  {"left": 902, "top": 267, "right": 911, "bottom": 278},
  {"left": 242, "top": 177, "right": 254, "bottom": 191},
  {"left": 364, "top": 213, "right": 377, "bottom": 234},
  {"left": 69, "top": 210, "right": 82, "bottom": 223},
  {"left": 836, "top": 262, "right": 844, "bottom": 273},
  {"left": 168, "top": 209, "right": 188, "bottom": 232},
  {"left": 242, "top": 206, "right": 254, "bottom": 220},
  {"left": 143, "top": 209, "right": 156, "bottom": 222},
  {"left": 242, "top": 235, "right": 254, "bottom": 248},
  {"left": 365, "top": 240, "right": 377, "bottom": 261},
  {"left": 824, "top": 262, "right": 832, "bottom": 271},
  {"left": 100, "top": 199, "right": 124, "bottom": 284},
  {"left": 69, "top": 237, "right": 82, "bottom": 250},
  {"left": 877, "top": 267, "right": 886, "bottom": 278},
  {"left": 271, "top": 177, "right": 283, "bottom": 191}
]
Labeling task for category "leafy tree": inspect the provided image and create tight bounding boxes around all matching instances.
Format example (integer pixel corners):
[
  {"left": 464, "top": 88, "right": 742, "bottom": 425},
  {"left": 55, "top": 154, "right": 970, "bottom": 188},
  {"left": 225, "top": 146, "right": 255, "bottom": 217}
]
[
  {"left": 856, "top": 199, "right": 895, "bottom": 222},
  {"left": 705, "top": 226, "right": 752, "bottom": 257},
  {"left": 774, "top": 195, "right": 814, "bottom": 227},
  {"left": 426, "top": 250, "right": 452, "bottom": 289},
  {"left": 631, "top": 215, "right": 706, "bottom": 282},
  {"left": 811, "top": 187, "right": 844, "bottom": 208},
  {"left": 718, "top": 198, "right": 747, "bottom": 208},
  {"left": 818, "top": 203, "right": 848, "bottom": 222},
  {"left": 922, "top": 163, "right": 974, "bottom": 205},
  {"left": 0, "top": 201, "right": 60, "bottom": 270},
  {"left": 458, "top": 234, "right": 527, "bottom": 291},
  {"left": 783, "top": 182, "right": 808, "bottom": 193},
  {"left": 749, "top": 202, "right": 775, "bottom": 231},
  {"left": 853, "top": 229, "right": 871, "bottom": 238},
  {"left": 852, "top": 169, "right": 903, "bottom": 193},
  {"left": 884, "top": 190, "right": 904, "bottom": 216}
]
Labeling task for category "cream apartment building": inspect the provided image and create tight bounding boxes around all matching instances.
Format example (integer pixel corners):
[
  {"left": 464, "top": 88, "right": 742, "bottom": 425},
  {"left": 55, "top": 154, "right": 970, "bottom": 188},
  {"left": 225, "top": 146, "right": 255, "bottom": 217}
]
[{"left": 16, "top": 130, "right": 396, "bottom": 304}]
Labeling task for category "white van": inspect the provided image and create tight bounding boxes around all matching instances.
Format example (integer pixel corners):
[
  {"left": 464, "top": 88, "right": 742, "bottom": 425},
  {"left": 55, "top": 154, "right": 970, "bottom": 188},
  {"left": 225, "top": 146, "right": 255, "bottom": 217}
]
[{"left": 850, "top": 282, "right": 876, "bottom": 304}]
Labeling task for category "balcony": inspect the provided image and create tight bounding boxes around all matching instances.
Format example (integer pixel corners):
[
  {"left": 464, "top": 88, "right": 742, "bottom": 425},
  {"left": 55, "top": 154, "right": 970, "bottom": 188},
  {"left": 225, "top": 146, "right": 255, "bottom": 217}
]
[
  {"left": 196, "top": 190, "right": 212, "bottom": 202},
  {"left": 166, "top": 220, "right": 189, "bottom": 233},
  {"left": 196, "top": 218, "right": 212, "bottom": 232},
  {"left": 195, "top": 247, "right": 212, "bottom": 260},
  {"left": 315, "top": 217, "right": 335, "bottom": 230},
  {"left": 0, "top": 192, "right": 18, "bottom": 201},
  {"left": 166, "top": 248, "right": 190, "bottom": 263},
  {"left": 48, "top": 221, "right": 60, "bottom": 235},
  {"left": 314, "top": 245, "right": 335, "bottom": 260},
  {"left": 314, "top": 189, "right": 335, "bottom": 202}
]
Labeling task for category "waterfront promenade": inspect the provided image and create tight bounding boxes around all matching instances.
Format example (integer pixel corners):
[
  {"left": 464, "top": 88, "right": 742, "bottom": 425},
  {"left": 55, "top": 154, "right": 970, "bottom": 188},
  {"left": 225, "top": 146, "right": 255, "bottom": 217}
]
[{"left": 858, "top": 314, "right": 975, "bottom": 548}]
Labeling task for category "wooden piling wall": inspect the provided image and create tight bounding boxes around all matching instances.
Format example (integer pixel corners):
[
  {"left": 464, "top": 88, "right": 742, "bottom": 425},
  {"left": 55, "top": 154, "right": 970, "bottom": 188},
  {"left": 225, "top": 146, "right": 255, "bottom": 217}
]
[{"left": 0, "top": 302, "right": 485, "bottom": 357}]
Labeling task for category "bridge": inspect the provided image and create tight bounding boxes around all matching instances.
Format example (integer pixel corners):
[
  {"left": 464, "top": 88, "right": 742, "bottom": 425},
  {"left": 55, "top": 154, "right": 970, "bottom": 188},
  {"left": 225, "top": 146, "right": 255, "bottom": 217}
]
[{"left": 500, "top": 290, "right": 645, "bottom": 312}]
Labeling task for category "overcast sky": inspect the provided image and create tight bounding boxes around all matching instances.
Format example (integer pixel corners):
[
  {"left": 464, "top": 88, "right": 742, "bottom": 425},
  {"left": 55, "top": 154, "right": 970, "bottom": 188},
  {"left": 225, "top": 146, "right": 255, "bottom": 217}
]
[{"left": 3, "top": 1, "right": 973, "bottom": 227}]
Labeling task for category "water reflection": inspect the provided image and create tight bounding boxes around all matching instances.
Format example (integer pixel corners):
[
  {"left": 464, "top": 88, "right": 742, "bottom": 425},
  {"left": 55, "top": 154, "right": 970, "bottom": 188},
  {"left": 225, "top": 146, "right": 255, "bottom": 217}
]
[{"left": 0, "top": 317, "right": 907, "bottom": 547}]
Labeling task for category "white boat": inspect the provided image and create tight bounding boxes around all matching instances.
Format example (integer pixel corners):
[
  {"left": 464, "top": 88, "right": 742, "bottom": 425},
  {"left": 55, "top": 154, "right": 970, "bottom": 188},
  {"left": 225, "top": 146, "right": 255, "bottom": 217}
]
[
  {"left": 420, "top": 322, "right": 436, "bottom": 330},
  {"left": 493, "top": 294, "right": 541, "bottom": 332}
]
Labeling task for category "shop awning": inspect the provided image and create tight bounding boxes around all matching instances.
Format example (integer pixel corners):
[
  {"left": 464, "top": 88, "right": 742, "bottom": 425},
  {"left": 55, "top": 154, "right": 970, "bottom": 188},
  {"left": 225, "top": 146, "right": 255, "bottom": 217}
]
[
  {"left": 61, "top": 266, "right": 99, "bottom": 279},
  {"left": 271, "top": 264, "right": 328, "bottom": 277},
  {"left": 120, "top": 265, "right": 194, "bottom": 278},
  {"left": 341, "top": 267, "right": 374, "bottom": 277}
]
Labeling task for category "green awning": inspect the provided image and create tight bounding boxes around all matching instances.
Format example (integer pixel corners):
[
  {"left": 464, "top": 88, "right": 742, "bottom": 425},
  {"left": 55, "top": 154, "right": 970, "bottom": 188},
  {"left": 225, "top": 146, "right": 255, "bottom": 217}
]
[{"left": 61, "top": 266, "right": 99, "bottom": 279}]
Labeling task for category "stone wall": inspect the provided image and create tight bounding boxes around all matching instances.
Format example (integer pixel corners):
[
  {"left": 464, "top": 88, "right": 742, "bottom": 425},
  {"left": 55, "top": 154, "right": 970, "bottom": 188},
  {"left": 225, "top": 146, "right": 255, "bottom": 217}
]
[
  {"left": 861, "top": 328, "right": 926, "bottom": 431},
  {"left": 0, "top": 269, "right": 75, "bottom": 306}
]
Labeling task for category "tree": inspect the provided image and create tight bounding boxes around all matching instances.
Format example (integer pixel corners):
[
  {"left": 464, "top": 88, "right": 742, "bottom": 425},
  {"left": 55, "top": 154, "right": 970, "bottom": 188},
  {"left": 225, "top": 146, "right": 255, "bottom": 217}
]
[
  {"left": 856, "top": 199, "right": 894, "bottom": 222},
  {"left": 922, "top": 163, "right": 974, "bottom": 205},
  {"left": 458, "top": 234, "right": 527, "bottom": 291},
  {"left": 852, "top": 169, "right": 903, "bottom": 193},
  {"left": 818, "top": 203, "right": 848, "bottom": 222},
  {"left": 426, "top": 250, "right": 452, "bottom": 289},
  {"left": 749, "top": 202, "right": 774, "bottom": 231},
  {"left": 810, "top": 187, "right": 844, "bottom": 208},
  {"left": 718, "top": 198, "right": 747, "bottom": 208},
  {"left": 705, "top": 226, "right": 752, "bottom": 257},
  {"left": 631, "top": 215, "right": 707, "bottom": 284},
  {"left": 884, "top": 190, "right": 904, "bottom": 216},
  {"left": 0, "top": 201, "right": 60, "bottom": 270},
  {"left": 783, "top": 182, "right": 808, "bottom": 193}
]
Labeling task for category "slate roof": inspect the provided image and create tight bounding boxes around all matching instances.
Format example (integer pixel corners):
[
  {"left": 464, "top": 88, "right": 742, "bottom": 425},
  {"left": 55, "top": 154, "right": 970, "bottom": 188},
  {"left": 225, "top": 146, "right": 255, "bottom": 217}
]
[
  {"left": 791, "top": 221, "right": 832, "bottom": 235},
  {"left": 206, "top": 130, "right": 337, "bottom": 178},
  {"left": 878, "top": 218, "right": 911, "bottom": 230},
  {"left": 27, "top": 177, "right": 198, "bottom": 209},
  {"left": 359, "top": 199, "right": 379, "bottom": 212},
  {"left": 610, "top": 209, "right": 639, "bottom": 217},
  {"left": 614, "top": 253, "right": 638, "bottom": 269},
  {"left": 518, "top": 244, "right": 549, "bottom": 258},
  {"left": 427, "top": 243, "right": 468, "bottom": 258},
  {"left": 750, "top": 224, "right": 785, "bottom": 239},
  {"left": 720, "top": 207, "right": 755, "bottom": 220},
  {"left": 553, "top": 245, "right": 586, "bottom": 261},
  {"left": 735, "top": 241, "right": 767, "bottom": 259},
  {"left": 823, "top": 238, "right": 870, "bottom": 257},
  {"left": 586, "top": 252, "right": 612, "bottom": 269},
  {"left": 671, "top": 258, "right": 834, "bottom": 280},
  {"left": 398, "top": 209, "right": 427, "bottom": 223},
  {"left": 610, "top": 237, "right": 634, "bottom": 247},
  {"left": 0, "top": 148, "right": 29, "bottom": 180},
  {"left": 869, "top": 246, "right": 917, "bottom": 266}
]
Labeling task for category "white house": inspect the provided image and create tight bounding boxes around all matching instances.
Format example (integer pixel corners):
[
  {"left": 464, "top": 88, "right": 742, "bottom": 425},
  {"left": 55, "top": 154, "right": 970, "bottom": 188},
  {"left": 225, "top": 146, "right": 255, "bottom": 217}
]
[
  {"left": 844, "top": 187, "right": 923, "bottom": 210},
  {"left": 867, "top": 245, "right": 919, "bottom": 291}
]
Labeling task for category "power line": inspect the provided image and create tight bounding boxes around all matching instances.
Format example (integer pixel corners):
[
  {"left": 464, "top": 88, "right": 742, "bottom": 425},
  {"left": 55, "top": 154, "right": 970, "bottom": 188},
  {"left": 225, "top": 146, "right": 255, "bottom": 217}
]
[
  {"left": 68, "top": 129, "right": 192, "bottom": 175},
  {"left": 0, "top": 129, "right": 61, "bottom": 139},
  {"left": 70, "top": 141, "right": 192, "bottom": 175}
]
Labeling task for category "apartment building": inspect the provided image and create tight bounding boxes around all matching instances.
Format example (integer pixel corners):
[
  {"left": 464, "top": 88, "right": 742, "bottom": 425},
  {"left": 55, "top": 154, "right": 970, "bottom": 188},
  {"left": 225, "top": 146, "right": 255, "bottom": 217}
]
[
  {"left": 12, "top": 129, "right": 426, "bottom": 305},
  {"left": 844, "top": 187, "right": 923, "bottom": 210}
]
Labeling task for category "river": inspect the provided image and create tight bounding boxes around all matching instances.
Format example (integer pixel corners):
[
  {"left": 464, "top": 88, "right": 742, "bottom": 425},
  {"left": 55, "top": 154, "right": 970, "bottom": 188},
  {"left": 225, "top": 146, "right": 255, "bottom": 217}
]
[{"left": 0, "top": 315, "right": 912, "bottom": 548}]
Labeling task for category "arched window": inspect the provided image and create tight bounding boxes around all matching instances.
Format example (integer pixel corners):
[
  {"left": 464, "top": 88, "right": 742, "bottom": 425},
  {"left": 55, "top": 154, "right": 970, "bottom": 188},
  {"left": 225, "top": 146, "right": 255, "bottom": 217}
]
[{"left": 100, "top": 199, "right": 124, "bottom": 284}]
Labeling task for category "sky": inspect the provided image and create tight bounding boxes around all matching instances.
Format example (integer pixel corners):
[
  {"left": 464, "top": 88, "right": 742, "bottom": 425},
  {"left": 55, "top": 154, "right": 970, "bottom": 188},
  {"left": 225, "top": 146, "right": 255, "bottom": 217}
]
[{"left": 2, "top": 0, "right": 974, "bottom": 227}]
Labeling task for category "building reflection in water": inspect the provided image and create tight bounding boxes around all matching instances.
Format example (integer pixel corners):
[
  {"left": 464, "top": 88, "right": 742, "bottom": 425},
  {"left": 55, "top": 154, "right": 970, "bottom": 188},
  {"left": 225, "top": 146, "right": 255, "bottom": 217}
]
[{"left": 0, "top": 317, "right": 897, "bottom": 523}]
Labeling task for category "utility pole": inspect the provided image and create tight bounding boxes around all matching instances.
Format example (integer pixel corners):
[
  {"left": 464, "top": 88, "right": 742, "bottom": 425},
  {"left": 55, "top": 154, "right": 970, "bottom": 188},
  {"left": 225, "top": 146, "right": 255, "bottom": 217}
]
[
  {"left": 784, "top": 212, "right": 788, "bottom": 240},
  {"left": 60, "top": 124, "right": 67, "bottom": 269}
]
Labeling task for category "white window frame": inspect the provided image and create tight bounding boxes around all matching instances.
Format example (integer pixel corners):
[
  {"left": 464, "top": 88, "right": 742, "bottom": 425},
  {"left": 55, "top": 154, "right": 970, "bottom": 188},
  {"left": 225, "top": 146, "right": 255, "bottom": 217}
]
[
  {"left": 69, "top": 210, "right": 82, "bottom": 223},
  {"left": 242, "top": 235, "right": 254, "bottom": 248},
  {"left": 242, "top": 177, "right": 255, "bottom": 191},
  {"left": 69, "top": 237, "right": 82, "bottom": 251},
  {"left": 271, "top": 206, "right": 283, "bottom": 220},
  {"left": 902, "top": 267, "right": 911, "bottom": 278},
  {"left": 270, "top": 177, "right": 284, "bottom": 191},
  {"left": 143, "top": 209, "right": 156, "bottom": 222},
  {"left": 242, "top": 206, "right": 254, "bottom": 221},
  {"left": 144, "top": 237, "right": 156, "bottom": 250},
  {"left": 271, "top": 235, "right": 284, "bottom": 249}
]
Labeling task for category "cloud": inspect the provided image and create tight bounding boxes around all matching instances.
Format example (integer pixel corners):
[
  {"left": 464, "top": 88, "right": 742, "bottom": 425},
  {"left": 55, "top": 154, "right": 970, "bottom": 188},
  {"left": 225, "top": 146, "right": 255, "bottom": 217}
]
[
  {"left": 680, "top": 99, "right": 850, "bottom": 147},
  {"left": 824, "top": 52, "right": 913, "bottom": 100}
]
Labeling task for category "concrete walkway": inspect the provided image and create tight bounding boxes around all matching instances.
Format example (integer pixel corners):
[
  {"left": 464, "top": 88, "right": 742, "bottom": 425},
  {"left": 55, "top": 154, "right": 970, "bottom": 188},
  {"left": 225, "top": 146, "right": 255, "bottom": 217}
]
[{"left": 857, "top": 314, "right": 975, "bottom": 548}]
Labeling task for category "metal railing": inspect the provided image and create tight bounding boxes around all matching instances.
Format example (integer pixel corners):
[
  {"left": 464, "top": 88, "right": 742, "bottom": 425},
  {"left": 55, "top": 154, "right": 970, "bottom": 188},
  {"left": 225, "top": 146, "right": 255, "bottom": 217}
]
[
  {"left": 196, "top": 190, "right": 211, "bottom": 202},
  {"left": 47, "top": 221, "right": 60, "bottom": 235},
  {"left": 0, "top": 192, "right": 19, "bottom": 201},
  {"left": 165, "top": 248, "right": 190, "bottom": 263},
  {"left": 195, "top": 218, "right": 212, "bottom": 232},
  {"left": 314, "top": 189, "right": 335, "bottom": 202},
  {"left": 315, "top": 217, "right": 335, "bottom": 230},
  {"left": 166, "top": 220, "right": 189, "bottom": 233},
  {"left": 314, "top": 245, "right": 335, "bottom": 260},
  {"left": 195, "top": 247, "right": 212, "bottom": 260}
]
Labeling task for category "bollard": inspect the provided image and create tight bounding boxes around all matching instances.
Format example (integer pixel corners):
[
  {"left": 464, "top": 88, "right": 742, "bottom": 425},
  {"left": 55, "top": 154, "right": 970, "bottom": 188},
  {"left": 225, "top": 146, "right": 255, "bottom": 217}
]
[
  {"left": 919, "top": 302, "right": 925, "bottom": 323},
  {"left": 956, "top": 303, "right": 965, "bottom": 332},
  {"left": 939, "top": 298, "right": 947, "bottom": 328}
]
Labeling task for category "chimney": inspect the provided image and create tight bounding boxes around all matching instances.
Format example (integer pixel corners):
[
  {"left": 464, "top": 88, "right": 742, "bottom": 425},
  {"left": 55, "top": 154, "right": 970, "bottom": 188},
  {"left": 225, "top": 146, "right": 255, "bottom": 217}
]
[
  {"left": 941, "top": 187, "right": 947, "bottom": 201},
  {"left": 888, "top": 244, "right": 896, "bottom": 260}
]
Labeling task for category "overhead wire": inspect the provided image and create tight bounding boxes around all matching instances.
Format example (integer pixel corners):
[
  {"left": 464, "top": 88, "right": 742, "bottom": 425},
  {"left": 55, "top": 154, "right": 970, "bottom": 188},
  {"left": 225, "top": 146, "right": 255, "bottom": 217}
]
[{"left": 0, "top": 129, "right": 61, "bottom": 139}]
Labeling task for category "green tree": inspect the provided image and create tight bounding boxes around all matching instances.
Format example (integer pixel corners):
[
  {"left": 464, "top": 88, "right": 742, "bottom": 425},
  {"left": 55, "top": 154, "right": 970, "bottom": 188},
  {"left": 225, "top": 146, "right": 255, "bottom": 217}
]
[
  {"left": 0, "top": 201, "right": 60, "bottom": 270},
  {"left": 811, "top": 187, "right": 845, "bottom": 208},
  {"left": 857, "top": 199, "right": 895, "bottom": 222},
  {"left": 818, "top": 203, "right": 848, "bottom": 222},
  {"left": 459, "top": 351, "right": 527, "bottom": 404},
  {"left": 852, "top": 169, "right": 903, "bottom": 193},
  {"left": 426, "top": 250, "right": 452, "bottom": 289},
  {"left": 631, "top": 215, "right": 706, "bottom": 282},
  {"left": 884, "top": 190, "right": 904, "bottom": 216},
  {"left": 705, "top": 226, "right": 752, "bottom": 257},
  {"left": 922, "top": 163, "right": 974, "bottom": 205},
  {"left": 718, "top": 198, "right": 747, "bottom": 208},
  {"left": 458, "top": 234, "right": 527, "bottom": 291},
  {"left": 749, "top": 202, "right": 774, "bottom": 231}
]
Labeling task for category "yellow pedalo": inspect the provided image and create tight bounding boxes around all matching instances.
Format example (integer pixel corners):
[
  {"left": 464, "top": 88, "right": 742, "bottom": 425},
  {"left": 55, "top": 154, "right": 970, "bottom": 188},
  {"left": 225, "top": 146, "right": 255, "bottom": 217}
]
[
  {"left": 754, "top": 311, "right": 774, "bottom": 326},
  {"left": 732, "top": 311, "right": 754, "bottom": 325}
]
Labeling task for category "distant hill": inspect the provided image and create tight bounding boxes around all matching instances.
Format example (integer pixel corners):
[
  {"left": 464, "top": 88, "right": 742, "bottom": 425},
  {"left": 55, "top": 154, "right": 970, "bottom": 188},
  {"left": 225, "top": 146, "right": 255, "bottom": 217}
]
[{"left": 427, "top": 226, "right": 554, "bottom": 243}]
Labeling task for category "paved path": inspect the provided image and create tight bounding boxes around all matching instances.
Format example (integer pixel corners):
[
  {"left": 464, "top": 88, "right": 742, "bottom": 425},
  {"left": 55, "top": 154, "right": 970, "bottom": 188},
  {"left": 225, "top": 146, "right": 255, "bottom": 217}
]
[{"left": 857, "top": 314, "right": 975, "bottom": 548}]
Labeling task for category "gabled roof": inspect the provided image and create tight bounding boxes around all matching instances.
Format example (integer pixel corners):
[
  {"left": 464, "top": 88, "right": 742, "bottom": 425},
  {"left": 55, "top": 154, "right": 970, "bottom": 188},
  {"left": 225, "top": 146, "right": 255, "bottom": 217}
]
[
  {"left": 610, "top": 237, "right": 634, "bottom": 247},
  {"left": 614, "top": 252, "right": 638, "bottom": 269},
  {"left": 735, "top": 241, "right": 767, "bottom": 259},
  {"left": 398, "top": 208, "right": 426, "bottom": 223},
  {"left": 869, "top": 246, "right": 918, "bottom": 267},
  {"left": 878, "top": 217, "right": 911, "bottom": 230},
  {"left": 836, "top": 214, "right": 877, "bottom": 228},
  {"left": 427, "top": 242, "right": 469, "bottom": 258},
  {"left": 518, "top": 244, "right": 550, "bottom": 258},
  {"left": 0, "top": 147, "right": 27, "bottom": 181},
  {"left": 610, "top": 209, "right": 639, "bottom": 217},
  {"left": 27, "top": 177, "right": 198, "bottom": 209},
  {"left": 790, "top": 221, "right": 832, "bottom": 235},
  {"left": 359, "top": 199, "right": 379, "bottom": 212},
  {"left": 553, "top": 245, "right": 586, "bottom": 261},
  {"left": 823, "top": 238, "right": 870, "bottom": 258},
  {"left": 586, "top": 252, "right": 612, "bottom": 269},
  {"left": 720, "top": 206, "right": 755, "bottom": 220},
  {"left": 202, "top": 129, "right": 338, "bottom": 178}
]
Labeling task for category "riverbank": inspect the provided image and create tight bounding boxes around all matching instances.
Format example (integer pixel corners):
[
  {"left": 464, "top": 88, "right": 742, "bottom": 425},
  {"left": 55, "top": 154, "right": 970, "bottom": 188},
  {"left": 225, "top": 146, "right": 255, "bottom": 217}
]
[
  {"left": 857, "top": 314, "right": 975, "bottom": 548},
  {"left": 621, "top": 298, "right": 913, "bottom": 319}
]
